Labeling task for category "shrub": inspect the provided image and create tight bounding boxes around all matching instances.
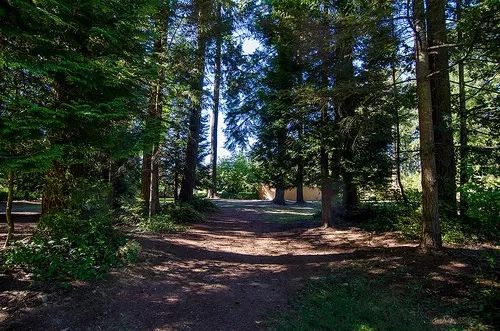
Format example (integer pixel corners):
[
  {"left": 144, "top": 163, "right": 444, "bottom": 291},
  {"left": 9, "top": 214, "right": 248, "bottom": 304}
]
[
  {"left": 186, "top": 196, "right": 218, "bottom": 213},
  {"left": 460, "top": 181, "right": 499, "bottom": 243},
  {"left": 4, "top": 180, "right": 127, "bottom": 281},
  {"left": 217, "top": 153, "right": 260, "bottom": 199},
  {"left": 138, "top": 214, "right": 187, "bottom": 233},
  {"left": 5, "top": 212, "right": 123, "bottom": 280},
  {"left": 117, "top": 240, "right": 141, "bottom": 264},
  {"left": 118, "top": 196, "right": 146, "bottom": 225},
  {"left": 356, "top": 202, "right": 421, "bottom": 240},
  {"left": 166, "top": 203, "right": 203, "bottom": 223}
]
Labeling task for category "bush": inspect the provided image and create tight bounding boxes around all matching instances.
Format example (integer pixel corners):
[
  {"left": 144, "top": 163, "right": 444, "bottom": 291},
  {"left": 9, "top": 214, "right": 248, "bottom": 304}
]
[
  {"left": 166, "top": 203, "right": 203, "bottom": 223},
  {"left": 460, "top": 181, "right": 499, "bottom": 243},
  {"left": 136, "top": 203, "right": 201, "bottom": 233},
  {"left": 356, "top": 202, "right": 421, "bottom": 240},
  {"left": 138, "top": 214, "right": 187, "bottom": 233},
  {"left": 117, "top": 240, "right": 141, "bottom": 264},
  {"left": 118, "top": 196, "right": 146, "bottom": 225},
  {"left": 4, "top": 180, "right": 126, "bottom": 281},
  {"left": 186, "top": 197, "right": 218, "bottom": 213},
  {"left": 5, "top": 212, "right": 123, "bottom": 280}
]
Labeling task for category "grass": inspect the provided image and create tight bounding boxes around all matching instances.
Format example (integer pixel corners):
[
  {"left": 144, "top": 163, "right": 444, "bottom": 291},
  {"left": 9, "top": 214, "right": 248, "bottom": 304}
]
[
  {"left": 270, "top": 273, "right": 432, "bottom": 331},
  {"left": 260, "top": 206, "right": 319, "bottom": 223},
  {"left": 216, "top": 199, "right": 321, "bottom": 224},
  {"left": 270, "top": 255, "right": 498, "bottom": 331}
]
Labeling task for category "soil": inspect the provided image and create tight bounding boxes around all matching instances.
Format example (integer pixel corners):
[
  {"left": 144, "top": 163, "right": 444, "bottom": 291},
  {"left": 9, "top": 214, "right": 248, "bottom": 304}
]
[{"left": 1, "top": 200, "right": 498, "bottom": 330}]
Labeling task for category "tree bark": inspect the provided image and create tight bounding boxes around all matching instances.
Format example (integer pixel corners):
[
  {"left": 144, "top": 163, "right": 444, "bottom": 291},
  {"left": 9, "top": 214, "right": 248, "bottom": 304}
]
[
  {"left": 142, "top": 2, "right": 168, "bottom": 214},
  {"left": 208, "top": 1, "right": 222, "bottom": 199},
  {"left": 414, "top": 0, "right": 442, "bottom": 250},
  {"left": 173, "top": 169, "right": 179, "bottom": 202},
  {"left": 141, "top": 152, "right": 152, "bottom": 208},
  {"left": 4, "top": 170, "right": 15, "bottom": 247},
  {"left": 457, "top": 0, "right": 469, "bottom": 219},
  {"left": 142, "top": 1, "right": 170, "bottom": 217},
  {"left": 273, "top": 187, "right": 286, "bottom": 205},
  {"left": 334, "top": 10, "right": 358, "bottom": 216},
  {"left": 296, "top": 158, "right": 305, "bottom": 204},
  {"left": 426, "top": 0, "right": 457, "bottom": 217},
  {"left": 179, "top": 0, "right": 209, "bottom": 202},
  {"left": 42, "top": 161, "right": 67, "bottom": 215},
  {"left": 319, "top": 48, "right": 333, "bottom": 227},
  {"left": 320, "top": 147, "right": 333, "bottom": 227},
  {"left": 149, "top": 145, "right": 160, "bottom": 218}
]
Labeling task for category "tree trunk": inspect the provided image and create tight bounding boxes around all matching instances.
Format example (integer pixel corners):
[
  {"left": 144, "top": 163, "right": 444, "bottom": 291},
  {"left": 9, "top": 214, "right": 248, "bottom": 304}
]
[
  {"left": 273, "top": 187, "right": 286, "bottom": 205},
  {"left": 141, "top": 152, "right": 152, "bottom": 208},
  {"left": 391, "top": 21, "right": 409, "bottom": 205},
  {"left": 457, "top": 0, "right": 468, "bottom": 220},
  {"left": 334, "top": 12, "right": 358, "bottom": 216},
  {"left": 4, "top": 170, "right": 15, "bottom": 248},
  {"left": 320, "top": 147, "right": 333, "bottom": 227},
  {"left": 173, "top": 170, "right": 179, "bottom": 203},
  {"left": 414, "top": 0, "right": 442, "bottom": 250},
  {"left": 42, "top": 161, "right": 67, "bottom": 215},
  {"left": 143, "top": 2, "right": 168, "bottom": 215},
  {"left": 149, "top": 145, "right": 160, "bottom": 218},
  {"left": 296, "top": 158, "right": 305, "bottom": 204},
  {"left": 426, "top": 0, "right": 457, "bottom": 218},
  {"left": 179, "top": 0, "right": 208, "bottom": 203},
  {"left": 342, "top": 170, "right": 358, "bottom": 219},
  {"left": 208, "top": 1, "right": 222, "bottom": 199}
]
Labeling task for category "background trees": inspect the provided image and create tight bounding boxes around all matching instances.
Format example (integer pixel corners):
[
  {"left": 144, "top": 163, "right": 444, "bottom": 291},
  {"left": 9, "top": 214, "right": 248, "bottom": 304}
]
[{"left": 1, "top": 0, "right": 498, "bottom": 257}]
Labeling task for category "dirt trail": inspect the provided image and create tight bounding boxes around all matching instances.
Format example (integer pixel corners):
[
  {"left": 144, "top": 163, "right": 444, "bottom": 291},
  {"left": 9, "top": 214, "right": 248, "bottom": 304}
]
[{"left": 3, "top": 200, "right": 486, "bottom": 330}]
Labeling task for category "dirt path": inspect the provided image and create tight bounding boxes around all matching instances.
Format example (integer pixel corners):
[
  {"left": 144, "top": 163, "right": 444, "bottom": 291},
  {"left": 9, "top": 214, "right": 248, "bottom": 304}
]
[{"left": 2, "top": 200, "right": 496, "bottom": 330}]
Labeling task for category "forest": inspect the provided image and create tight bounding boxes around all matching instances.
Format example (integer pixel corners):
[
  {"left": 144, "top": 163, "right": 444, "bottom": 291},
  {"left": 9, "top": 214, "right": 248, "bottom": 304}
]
[{"left": 0, "top": 0, "right": 498, "bottom": 330}]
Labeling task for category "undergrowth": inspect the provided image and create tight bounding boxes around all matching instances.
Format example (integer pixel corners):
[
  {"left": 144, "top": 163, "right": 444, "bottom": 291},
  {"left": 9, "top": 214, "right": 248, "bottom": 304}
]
[{"left": 3, "top": 180, "right": 140, "bottom": 281}]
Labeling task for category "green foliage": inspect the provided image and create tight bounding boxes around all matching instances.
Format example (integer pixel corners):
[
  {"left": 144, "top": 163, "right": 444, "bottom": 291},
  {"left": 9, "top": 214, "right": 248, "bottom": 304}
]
[
  {"left": 117, "top": 240, "right": 142, "bottom": 265},
  {"left": 271, "top": 274, "right": 431, "bottom": 331},
  {"left": 217, "top": 154, "right": 260, "bottom": 199},
  {"left": 460, "top": 179, "right": 500, "bottom": 243},
  {"left": 166, "top": 203, "right": 203, "bottom": 224},
  {"left": 5, "top": 211, "right": 123, "bottom": 281},
  {"left": 138, "top": 214, "right": 187, "bottom": 233},
  {"left": 118, "top": 196, "right": 148, "bottom": 225},
  {"left": 3, "top": 180, "right": 125, "bottom": 281},
  {"left": 356, "top": 202, "right": 421, "bottom": 240},
  {"left": 136, "top": 202, "right": 203, "bottom": 233},
  {"left": 186, "top": 196, "right": 219, "bottom": 213}
]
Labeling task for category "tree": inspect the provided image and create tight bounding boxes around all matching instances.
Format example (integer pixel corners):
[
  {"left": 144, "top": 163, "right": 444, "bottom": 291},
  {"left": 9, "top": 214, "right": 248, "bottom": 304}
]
[
  {"left": 413, "top": 0, "right": 442, "bottom": 250},
  {"left": 142, "top": 1, "right": 171, "bottom": 217},
  {"left": 427, "top": 0, "right": 457, "bottom": 217},
  {"left": 179, "top": 0, "right": 212, "bottom": 202},
  {"left": 208, "top": 0, "right": 223, "bottom": 199}
]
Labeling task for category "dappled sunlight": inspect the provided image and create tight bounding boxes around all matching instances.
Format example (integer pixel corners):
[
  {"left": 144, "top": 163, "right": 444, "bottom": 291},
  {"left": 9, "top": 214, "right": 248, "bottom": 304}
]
[{"left": 4, "top": 199, "right": 498, "bottom": 330}]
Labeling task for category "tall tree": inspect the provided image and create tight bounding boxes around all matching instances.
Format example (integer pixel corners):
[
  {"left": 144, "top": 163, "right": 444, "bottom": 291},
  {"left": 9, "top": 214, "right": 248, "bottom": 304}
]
[
  {"left": 456, "top": 0, "right": 468, "bottom": 219},
  {"left": 142, "top": 1, "right": 170, "bottom": 216},
  {"left": 208, "top": 0, "right": 223, "bottom": 199},
  {"left": 179, "top": 0, "right": 211, "bottom": 202},
  {"left": 414, "top": 0, "right": 442, "bottom": 249},
  {"left": 426, "top": 0, "right": 457, "bottom": 217}
]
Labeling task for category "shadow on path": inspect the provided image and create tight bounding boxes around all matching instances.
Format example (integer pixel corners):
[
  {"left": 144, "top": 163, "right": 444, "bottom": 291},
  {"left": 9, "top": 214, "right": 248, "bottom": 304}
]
[{"left": 3, "top": 200, "right": 498, "bottom": 330}]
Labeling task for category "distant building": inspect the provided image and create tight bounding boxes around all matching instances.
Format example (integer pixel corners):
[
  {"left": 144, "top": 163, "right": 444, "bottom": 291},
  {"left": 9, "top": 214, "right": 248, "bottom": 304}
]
[{"left": 258, "top": 185, "right": 322, "bottom": 201}]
